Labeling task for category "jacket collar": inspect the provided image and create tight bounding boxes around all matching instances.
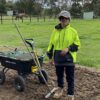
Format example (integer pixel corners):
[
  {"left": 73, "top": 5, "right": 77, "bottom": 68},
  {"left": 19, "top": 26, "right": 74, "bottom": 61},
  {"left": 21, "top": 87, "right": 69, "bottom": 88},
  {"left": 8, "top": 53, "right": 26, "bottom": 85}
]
[{"left": 55, "top": 23, "right": 70, "bottom": 29}]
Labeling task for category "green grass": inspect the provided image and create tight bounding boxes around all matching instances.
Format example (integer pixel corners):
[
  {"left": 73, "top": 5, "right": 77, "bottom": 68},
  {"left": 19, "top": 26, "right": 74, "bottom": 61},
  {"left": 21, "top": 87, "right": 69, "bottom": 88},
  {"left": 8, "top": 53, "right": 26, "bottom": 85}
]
[{"left": 0, "top": 18, "right": 100, "bottom": 68}]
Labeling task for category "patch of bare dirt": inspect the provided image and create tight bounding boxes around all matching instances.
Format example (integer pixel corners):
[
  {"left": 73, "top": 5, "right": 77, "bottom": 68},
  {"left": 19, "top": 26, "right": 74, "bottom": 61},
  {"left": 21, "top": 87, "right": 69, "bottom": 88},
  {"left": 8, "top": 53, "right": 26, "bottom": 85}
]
[
  {"left": 0, "top": 64, "right": 100, "bottom": 100},
  {"left": 0, "top": 47, "right": 100, "bottom": 100}
]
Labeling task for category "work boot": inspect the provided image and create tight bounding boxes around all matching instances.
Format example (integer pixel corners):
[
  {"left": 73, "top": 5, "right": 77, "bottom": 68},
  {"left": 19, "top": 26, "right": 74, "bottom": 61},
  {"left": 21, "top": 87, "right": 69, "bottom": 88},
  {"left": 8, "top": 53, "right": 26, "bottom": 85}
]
[
  {"left": 67, "top": 95, "right": 74, "bottom": 100},
  {"left": 53, "top": 87, "right": 63, "bottom": 99}
]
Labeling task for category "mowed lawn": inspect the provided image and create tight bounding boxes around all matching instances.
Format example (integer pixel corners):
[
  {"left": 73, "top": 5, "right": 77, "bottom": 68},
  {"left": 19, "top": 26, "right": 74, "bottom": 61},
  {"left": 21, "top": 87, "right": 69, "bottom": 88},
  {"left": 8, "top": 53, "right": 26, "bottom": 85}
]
[{"left": 0, "top": 18, "right": 100, "bottom": 68}]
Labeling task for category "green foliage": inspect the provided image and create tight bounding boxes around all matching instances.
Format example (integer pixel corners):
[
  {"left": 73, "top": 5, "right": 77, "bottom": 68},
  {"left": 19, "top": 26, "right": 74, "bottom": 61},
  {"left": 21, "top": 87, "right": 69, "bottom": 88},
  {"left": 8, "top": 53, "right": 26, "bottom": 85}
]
[
  {"left": 92, "top": 0, "right": 100, "bottom": 16},
  {"left": 5, "top": 2, "right": 14, "bottom": 10},
  {"left": 83, "top": 3, "right": 93, "bottom": 12},
  {"left": 32, "top": 3, "right": 42, "bottom": 16},
  {"left": 14, "top": 0, "right": 31, "bottom": 13},
  {"left": 0, "top": 1, "right": 6, "bottom": 13},
  {"left": 70, "top": 3, "right": 82, "bottom": 18},
  {"left": 0, "top": 0, "right": 6, "bottom": 4},
  {"left": 1, "top": 0, "right": 99, "bottom": 18}
]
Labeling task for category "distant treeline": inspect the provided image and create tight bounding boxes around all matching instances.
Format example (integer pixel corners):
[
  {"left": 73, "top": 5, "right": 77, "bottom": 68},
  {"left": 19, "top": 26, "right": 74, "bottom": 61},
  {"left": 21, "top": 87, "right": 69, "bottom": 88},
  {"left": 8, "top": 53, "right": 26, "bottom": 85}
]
[{"left": 0, "top": 0, "right": 100, "bottom": 18}]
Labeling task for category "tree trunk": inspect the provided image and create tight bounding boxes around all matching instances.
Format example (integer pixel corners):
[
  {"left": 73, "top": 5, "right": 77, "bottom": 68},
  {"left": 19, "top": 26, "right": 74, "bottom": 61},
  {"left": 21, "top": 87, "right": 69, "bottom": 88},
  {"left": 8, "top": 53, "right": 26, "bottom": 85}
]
[{"left": 0, "top": 13, "right": 3, "bottom": 24}]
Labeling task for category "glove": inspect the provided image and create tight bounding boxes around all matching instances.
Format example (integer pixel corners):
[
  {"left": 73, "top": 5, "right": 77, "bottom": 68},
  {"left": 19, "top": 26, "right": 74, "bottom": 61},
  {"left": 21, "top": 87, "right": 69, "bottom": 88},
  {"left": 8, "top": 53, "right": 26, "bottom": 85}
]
[{"left": 46, "top": 51, "right": 53, "bottom": 59}]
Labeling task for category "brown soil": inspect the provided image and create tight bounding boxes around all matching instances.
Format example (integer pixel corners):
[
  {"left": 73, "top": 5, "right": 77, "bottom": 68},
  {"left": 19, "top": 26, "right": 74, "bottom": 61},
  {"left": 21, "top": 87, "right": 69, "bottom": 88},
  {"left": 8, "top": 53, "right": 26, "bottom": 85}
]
[
  {"left": 0, "top": 47, "right": 100, "bottom": 100},
  {"left": 0, "top": 64, "right": 100, "bottom": 100}
]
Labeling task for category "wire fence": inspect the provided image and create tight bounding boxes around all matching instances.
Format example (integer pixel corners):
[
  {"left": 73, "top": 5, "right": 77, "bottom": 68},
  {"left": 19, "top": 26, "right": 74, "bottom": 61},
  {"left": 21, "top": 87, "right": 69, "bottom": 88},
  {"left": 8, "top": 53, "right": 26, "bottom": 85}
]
[{"left": 0, "top": 15, "right": 57, "bottom": 24}]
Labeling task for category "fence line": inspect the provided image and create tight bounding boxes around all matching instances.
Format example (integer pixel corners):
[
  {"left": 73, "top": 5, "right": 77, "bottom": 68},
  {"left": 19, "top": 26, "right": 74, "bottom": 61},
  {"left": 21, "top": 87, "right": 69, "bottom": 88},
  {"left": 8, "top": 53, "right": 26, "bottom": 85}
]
[{"left": 0, "top": 16, "right": 57, "bottom": 24}]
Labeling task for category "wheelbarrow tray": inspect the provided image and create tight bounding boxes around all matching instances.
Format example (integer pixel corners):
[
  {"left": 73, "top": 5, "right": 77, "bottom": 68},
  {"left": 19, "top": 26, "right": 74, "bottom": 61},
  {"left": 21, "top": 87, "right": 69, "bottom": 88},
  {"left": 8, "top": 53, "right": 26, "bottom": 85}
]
[{"left": 0, "top": 52, "right": 43, "bottom": 75}]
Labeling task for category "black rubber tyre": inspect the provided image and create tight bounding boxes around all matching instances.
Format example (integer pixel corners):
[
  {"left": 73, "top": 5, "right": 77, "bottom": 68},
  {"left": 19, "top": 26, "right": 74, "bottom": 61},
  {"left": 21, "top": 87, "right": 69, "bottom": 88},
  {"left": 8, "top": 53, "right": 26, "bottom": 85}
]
[
  {"left": 14, "top": 75, "right": 25, "bottom": 92},
  {"left": 38, "top": 69, "right": 48, "bottom": 84},
  {"left": 0, "top": 71, "right": 5, "bottom": 85}
]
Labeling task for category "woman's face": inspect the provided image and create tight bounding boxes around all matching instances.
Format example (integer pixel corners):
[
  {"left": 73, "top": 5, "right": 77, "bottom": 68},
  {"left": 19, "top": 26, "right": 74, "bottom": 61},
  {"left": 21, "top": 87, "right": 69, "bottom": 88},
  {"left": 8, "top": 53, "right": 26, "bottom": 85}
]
[{"left": 59, "top": 16, "right": 70, "bottom": 27}]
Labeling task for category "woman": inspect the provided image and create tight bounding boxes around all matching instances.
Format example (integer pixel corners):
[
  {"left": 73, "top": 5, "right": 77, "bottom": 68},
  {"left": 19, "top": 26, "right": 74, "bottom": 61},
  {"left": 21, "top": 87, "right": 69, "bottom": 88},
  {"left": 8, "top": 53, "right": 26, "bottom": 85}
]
[{"left": 47, "top": 11, "right": 81, "bottom": 100}]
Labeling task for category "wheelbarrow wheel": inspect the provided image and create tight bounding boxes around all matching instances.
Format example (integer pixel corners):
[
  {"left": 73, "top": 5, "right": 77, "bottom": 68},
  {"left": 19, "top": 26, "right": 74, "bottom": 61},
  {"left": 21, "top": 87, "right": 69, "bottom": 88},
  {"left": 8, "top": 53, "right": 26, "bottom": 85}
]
[
  {"left": 14, "top": 75, "right": 25, "bottom": 92},
  {"left": 38, "top": 69, "right": 48, "bottom": 84},
  {"left": 0, "top": 71, "right": 5, "bottom": 85}
]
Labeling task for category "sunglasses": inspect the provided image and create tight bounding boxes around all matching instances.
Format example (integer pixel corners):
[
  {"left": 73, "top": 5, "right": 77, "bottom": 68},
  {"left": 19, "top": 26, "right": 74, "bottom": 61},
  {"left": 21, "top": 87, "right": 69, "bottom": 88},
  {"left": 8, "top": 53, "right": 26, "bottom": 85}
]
[{"left": 59, "top": 16, "right": 69, "bottom": 21}]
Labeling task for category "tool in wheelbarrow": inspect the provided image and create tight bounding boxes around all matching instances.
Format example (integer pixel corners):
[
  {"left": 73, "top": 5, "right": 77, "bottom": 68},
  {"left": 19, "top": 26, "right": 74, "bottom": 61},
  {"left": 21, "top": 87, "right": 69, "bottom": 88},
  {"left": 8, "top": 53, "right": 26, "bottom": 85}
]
[{"left": 13, "top": 22, "right": 58, "bottom": 98}]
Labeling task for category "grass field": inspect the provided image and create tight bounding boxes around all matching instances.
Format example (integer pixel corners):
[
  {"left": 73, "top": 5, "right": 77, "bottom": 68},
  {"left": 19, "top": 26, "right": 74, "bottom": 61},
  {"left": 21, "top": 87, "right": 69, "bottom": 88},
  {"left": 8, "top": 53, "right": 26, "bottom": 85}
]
[{"left": 0, "top": 18, "right": 100, "bottom": 68}]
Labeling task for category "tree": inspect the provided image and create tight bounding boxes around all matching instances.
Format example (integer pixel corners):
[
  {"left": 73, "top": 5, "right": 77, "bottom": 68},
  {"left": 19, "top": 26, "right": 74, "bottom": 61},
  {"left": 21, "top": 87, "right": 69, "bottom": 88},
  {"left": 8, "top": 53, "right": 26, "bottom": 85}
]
[
  {"left": 32, "top": 2, "right": 42, "bottom": 15},
  {"left": 92, "top": 0, "right": 100, "bottom": 17},
  {"left": 83, "top": 3, "right": 93, "bottom": 12},
  {"left": 72, "top": 0, "right": 83, "bottom": 3},
  {"left": 0, "top": 0, "right": 6, "bottom": 4},
  {"left": 14, "top": 0, "right": 42, "bottom": 15},
  {"left": 48, "top": 0, "right": 58, "bottom": 16},
  {"left": 70, "top": 2, "right": 82, "bottom": 18},
  {"left": 0, "top": 0, "right": 6, "bottom": 13},
  {"left": 5, "top": 2, "right": 14, "bottom": 11},
  {"left": 0, "top": 0, "right": 6, "bottom": 24}
]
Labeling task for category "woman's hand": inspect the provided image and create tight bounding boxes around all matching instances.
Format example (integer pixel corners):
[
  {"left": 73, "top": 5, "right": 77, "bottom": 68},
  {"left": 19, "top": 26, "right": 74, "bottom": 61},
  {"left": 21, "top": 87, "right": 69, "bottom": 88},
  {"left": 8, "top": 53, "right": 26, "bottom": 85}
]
[{"left": 61, "top": 48, "right": 69, "bottom": 56}]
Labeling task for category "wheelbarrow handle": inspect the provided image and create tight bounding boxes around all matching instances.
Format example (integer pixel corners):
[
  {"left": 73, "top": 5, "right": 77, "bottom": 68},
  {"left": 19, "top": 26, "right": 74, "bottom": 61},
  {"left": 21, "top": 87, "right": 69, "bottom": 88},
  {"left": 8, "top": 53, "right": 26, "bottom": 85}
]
[
  {"left": 24, "top": 38, "right": 34, "bottom": 50},
  {"left": 25, "top": 38, "right": 34, "bottom": 41}
]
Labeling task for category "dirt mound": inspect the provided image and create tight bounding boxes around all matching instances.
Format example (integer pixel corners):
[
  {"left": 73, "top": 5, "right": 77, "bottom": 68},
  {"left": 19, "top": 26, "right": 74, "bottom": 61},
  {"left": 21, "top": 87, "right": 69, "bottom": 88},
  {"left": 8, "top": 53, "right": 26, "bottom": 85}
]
[{"left": 0, "top": 65, "right": 100, "bottom": 100}]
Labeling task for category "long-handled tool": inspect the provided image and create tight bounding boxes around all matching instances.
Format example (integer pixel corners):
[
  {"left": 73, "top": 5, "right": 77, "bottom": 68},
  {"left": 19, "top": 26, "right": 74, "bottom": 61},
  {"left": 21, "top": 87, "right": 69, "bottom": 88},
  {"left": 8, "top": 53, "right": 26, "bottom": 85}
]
[{"left": 13, "top": 22, "right": 57, "bottom": 98}]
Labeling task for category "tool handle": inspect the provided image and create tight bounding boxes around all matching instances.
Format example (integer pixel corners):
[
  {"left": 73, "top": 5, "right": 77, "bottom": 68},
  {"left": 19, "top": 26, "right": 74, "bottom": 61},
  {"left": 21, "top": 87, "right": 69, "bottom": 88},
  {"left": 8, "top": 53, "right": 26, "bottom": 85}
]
[{"left": 45, "top": 87, "right": 58, "bottom": 98}]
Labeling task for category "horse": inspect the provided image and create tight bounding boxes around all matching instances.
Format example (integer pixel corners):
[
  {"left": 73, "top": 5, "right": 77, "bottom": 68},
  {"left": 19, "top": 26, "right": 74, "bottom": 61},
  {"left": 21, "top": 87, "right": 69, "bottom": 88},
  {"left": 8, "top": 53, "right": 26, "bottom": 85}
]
[{"left": 15, "top": 13, "right": 28, "bottom": 20}]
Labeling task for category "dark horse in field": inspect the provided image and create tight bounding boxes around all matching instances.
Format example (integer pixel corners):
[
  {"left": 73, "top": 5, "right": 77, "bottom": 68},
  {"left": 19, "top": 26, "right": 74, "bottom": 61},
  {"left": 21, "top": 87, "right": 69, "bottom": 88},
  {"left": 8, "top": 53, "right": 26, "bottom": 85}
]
[{"left": 15, "top": 13, "right": 28, "bottom": 20}]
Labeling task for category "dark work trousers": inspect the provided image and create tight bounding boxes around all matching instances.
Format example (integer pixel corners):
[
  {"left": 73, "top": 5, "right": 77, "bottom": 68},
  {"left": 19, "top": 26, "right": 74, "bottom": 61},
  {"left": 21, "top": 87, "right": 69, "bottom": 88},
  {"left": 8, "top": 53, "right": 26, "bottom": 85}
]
[{"left": 55, "top": 64, "right": 75, "bottom": 95}]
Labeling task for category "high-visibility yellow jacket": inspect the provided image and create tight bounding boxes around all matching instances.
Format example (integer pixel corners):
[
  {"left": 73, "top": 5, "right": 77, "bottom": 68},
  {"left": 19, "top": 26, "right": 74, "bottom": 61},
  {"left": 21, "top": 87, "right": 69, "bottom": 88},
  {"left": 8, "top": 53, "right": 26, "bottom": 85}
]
[{"left": 47, "top": 24, "right": 81, "bottom": 63}]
